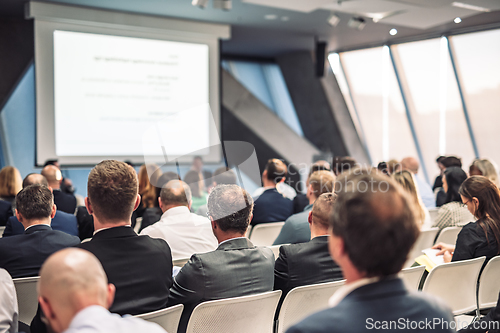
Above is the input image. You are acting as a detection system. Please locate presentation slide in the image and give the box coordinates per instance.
[53,30,210,157]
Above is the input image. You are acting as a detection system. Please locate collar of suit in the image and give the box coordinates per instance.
[91,225,135,240]
[217,237,254,251]
[24,224,52,234]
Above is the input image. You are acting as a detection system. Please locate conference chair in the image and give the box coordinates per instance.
[276,280,345,333]
[399,266,426,291]
[435,226,462,245]
[268,245,282,260]
[477,255,500,314]
[185,290,281,333]
[135,304,184,333]
[0,226,5,238]
[404,228,439,268]
[422,256,485,315]
[249,222,285,246]
[13,276,40,325]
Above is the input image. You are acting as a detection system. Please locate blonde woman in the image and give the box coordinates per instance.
[392,170,431,229]
[469,158,500,188]
[0,166,22,225]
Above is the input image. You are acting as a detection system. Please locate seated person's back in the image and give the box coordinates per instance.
[0,184,80,278]
[167,184,274,332]
[252,159,293,226]
[140,180,217,260]
[41,165,77,214]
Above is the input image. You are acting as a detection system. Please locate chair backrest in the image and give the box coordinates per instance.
[422,256,485,315]
[173,257,190,267]
[404,228,439,268]
[185,290,281,333]
[249,222,285,246]
[0,226,5,237]
[13,276,40,324]
[136,304,184,333]
[399,266,426,291]
[478,255,500,310]
[268,245,282,260]
[245,225,252,239]
[428,208,439,224]
[435,227,462,245]
[276,280,345,333]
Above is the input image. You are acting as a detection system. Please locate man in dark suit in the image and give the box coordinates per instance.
[0,184,80,278]
[167,184,274,333]
[41,165,77,214]
[251,159,293,226]
[274,170,336,245]
[286,172,454,333]
[274,193,343,303]
[2,173,79,237]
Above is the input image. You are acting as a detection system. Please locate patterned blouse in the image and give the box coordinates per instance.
[432,201,475,231]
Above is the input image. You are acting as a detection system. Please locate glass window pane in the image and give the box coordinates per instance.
[340,46,420,171]
[396,37,476,180]
[451,29,500,168]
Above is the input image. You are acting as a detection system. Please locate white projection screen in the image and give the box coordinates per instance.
[28,2,230,166]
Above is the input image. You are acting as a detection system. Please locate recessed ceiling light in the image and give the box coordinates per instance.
[454,17,462,24]
[281,16,289,21]
[452,2,491,12]
[328,13,340,27]
[265,14,277,20]
[389,28,398,36]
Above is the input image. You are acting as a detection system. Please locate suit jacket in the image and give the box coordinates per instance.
[0,224,80,278]
[286,277,454,333]
[52,189,77,214]
[292,194,309,214]
[75,206,94,240]
[273,204,313,245]
[0,200,13,227]
[3,211,79,238]
[78,226,173,316]
[251,188,293,226]
[167,237,275,333]
[274,236,343,299]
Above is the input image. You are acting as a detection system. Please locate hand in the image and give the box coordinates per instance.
[443,251,453,263]
[432,242,455,256]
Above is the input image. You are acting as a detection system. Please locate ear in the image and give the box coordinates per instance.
[133,194,141,211]
[106,284,116,309]
[48,186,53,193]
[188,200,192,211]
[50,204,57,219]
[39,296,53,319]
[211,218,217,230]
[308,211,313,225]
[85,197,93,215]
[248,212,253,224]
[15,209,24,224]
[158,197,163,211]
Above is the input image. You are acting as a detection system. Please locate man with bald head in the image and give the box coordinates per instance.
[286,173,453,333]
[41,165,77,214]
[3,174,79,237]
[401,157,435,209]
[38,248,166,333]
[140,180,217,260]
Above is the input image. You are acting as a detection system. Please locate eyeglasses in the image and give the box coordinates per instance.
[461,200,470,208]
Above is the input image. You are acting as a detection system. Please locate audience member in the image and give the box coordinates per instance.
[75,206,94,240]
[433,156,446,191]
[135,164,162,223]
[196,167,237,217]
[286,172,454,333]
[140,180,217,260]
[433,176,500,266]
[332,156,357,176]
[38,248,167,333]
[41,165,77,214]
[274,193,343,307]
[251,159,293,226]
[167,184,274,333]
[392,170,431,229]
[377,161,390,176]
[43,159,75,194]
[401,156,436,209]
[387,159,401,175]
[292,161,331,214]
[274,170,336,245]
[184,170,207,213]
[436,156,463,207]
[191,156,212,192]
[470,159,500,188]
[0,166,22,226]
[140,171,181,232]
[3,173,78,237]
[0,268,18,333]
[432,167,473,231]
[0,184,80,278]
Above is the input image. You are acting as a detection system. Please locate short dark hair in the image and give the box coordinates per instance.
[331,173,419,277]
[43,159,58,167]
[22,173,48,188]
[436,156,446,164]
[160,180,192,207]
[265,159,287,183]
[87,160,138,222]
[441,156,462,168]
[213,167,237,185]
[16,184,54,220]
[443,167,467,204]
[309,170,335,198]
[332,156,357,175]
[207,184,253,234]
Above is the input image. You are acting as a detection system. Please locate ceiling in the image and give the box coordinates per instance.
[1,0,500,58]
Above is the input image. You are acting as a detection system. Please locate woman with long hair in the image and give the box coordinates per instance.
[432,166,474,231]
[0,166,22,225]
[433,176,500,264]
[138,164,162,210]
[392,170,431,229]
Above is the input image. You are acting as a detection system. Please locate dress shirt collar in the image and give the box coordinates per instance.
[328,276,381,307]
[24,224,51,233]
[67,305,109,330]
[161,206,191,219]
[218,236,247,246]
[93,225,132,237]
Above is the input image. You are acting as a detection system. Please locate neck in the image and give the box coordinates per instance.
[161,204,188,213]
[310,225,328,239]
[23,218,51,229]
[49,183,61,190]
[308,195,317,205]
[216,232,245,244]
[341,261,367,284]
[93,216,130,232]
[262,179,277,188]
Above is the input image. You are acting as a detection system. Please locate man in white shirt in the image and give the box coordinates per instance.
[0,268,18,333]
[141,180,218,260]
[38,248,166,333]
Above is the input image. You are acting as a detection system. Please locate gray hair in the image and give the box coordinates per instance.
[160,180,192,206]
[207,184,253,233]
